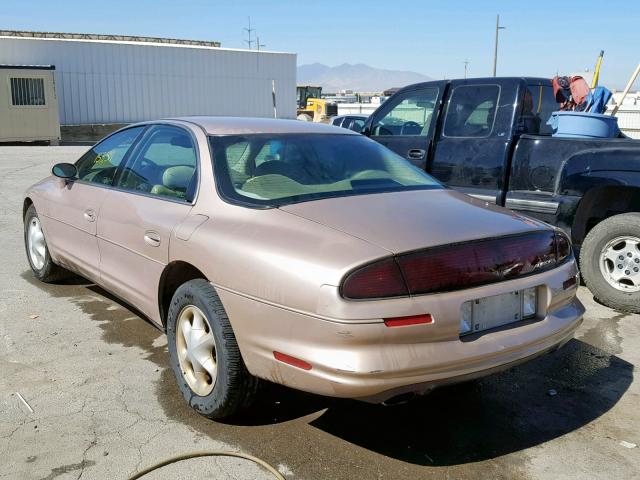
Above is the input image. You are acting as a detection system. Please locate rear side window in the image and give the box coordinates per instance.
[75,127,144,185]
[443,85,500,137]
[348,118,365,132]
[117,126,197,201]
[519,85,561,135]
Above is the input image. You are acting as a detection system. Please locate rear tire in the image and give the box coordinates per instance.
[580,213,640,313]
[167,279,259,419]
[23,205,69,282]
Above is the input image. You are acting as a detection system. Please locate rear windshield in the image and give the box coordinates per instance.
[209,133,442,207]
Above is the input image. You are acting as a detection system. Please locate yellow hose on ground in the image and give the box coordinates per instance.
[127,451,286,480]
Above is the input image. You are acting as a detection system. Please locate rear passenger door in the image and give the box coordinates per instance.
[430,82,514,203]
[97,124,199,323]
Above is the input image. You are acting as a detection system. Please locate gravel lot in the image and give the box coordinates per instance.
[1,146,639,480]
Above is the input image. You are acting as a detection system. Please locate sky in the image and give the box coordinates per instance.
[2,0,638,89]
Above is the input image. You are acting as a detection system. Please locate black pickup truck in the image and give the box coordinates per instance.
[362,77,640,313]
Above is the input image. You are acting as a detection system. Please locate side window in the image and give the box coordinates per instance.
[520,85,560,135]
[117,126,197,201]
[75,127,144,185]
[350,118,365,132]
[332,117,343,126]
[443,85,500,137]
[371,88,439,136]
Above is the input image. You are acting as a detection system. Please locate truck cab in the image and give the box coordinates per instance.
[363,77,640,314]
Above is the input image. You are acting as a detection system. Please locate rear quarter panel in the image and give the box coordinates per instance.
[169,205,389,316]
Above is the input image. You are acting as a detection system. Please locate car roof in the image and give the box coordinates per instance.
[167,116,360,135]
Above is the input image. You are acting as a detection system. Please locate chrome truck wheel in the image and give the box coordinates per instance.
[581,213,640,313]
[599,235,640,292]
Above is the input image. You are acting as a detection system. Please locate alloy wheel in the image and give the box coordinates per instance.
[176,305,217,396]
[599,235,640,292]
[27,217,46,270]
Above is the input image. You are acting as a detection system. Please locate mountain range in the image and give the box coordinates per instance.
[297,63,432,92]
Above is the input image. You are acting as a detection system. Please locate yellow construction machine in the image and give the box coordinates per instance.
[296,85,338,122]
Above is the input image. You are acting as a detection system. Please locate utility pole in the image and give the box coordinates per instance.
[463,59,470,79]
[492,14,505,77]
[244,16,255,49]
[256,36,266,52]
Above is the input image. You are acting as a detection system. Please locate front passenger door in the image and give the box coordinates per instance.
[97,125,199,323]
[42,127,144,280]
[367,84,445,170]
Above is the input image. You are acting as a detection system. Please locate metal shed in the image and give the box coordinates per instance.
[0,31,296,131]
[0,64,60,143]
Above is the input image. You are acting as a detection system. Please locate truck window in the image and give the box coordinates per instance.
[371,88,439,136]
[443,85,500,137]
[519,85,560,135]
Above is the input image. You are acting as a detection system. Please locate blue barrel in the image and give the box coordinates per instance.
[547,111,619,138]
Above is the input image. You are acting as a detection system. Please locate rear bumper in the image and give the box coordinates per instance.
[216,260,584,402]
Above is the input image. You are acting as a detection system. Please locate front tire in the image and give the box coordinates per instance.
[167,279,259,419]
[23,205,69,282]
[580,213,640,313]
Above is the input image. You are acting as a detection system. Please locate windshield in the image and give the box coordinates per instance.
[209,133,442,207]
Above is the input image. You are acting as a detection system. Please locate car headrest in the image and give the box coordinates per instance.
[163,166,195,190]
[169,135,192,149]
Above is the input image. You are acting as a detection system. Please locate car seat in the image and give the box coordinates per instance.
[151,165,196,199]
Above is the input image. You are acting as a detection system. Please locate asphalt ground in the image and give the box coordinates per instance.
[1,146,638,479]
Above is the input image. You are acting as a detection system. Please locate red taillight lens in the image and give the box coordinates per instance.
[397,231,557,295]
[341,231,574,300]
[555,231,571,263]
[341,257,408,300]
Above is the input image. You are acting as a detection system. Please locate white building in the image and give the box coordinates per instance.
[0,31,296,129]
[609,91,640,139]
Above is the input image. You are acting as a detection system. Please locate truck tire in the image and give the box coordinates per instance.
[23,204,69,282]
[167,279,260,419]
[580,212,640,313]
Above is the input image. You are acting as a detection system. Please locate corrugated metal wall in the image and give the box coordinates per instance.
[0,37,296,124]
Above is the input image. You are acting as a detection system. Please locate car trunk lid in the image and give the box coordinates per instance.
[278,189,550,254]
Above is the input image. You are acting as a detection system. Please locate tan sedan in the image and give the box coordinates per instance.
[23,117,584,418]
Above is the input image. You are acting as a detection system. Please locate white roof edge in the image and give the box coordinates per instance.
[0,35,296,56]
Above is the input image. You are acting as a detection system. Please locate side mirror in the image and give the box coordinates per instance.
[52,163,77,180]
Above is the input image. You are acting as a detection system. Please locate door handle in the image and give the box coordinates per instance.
[407,149,426,160]
[144,231,161,247]
[83,209,96,222]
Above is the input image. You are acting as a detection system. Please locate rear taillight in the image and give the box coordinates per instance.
[341,231,573,300]
[398,232,557,295]
[555,231,572,263]
[341,257,408,300]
